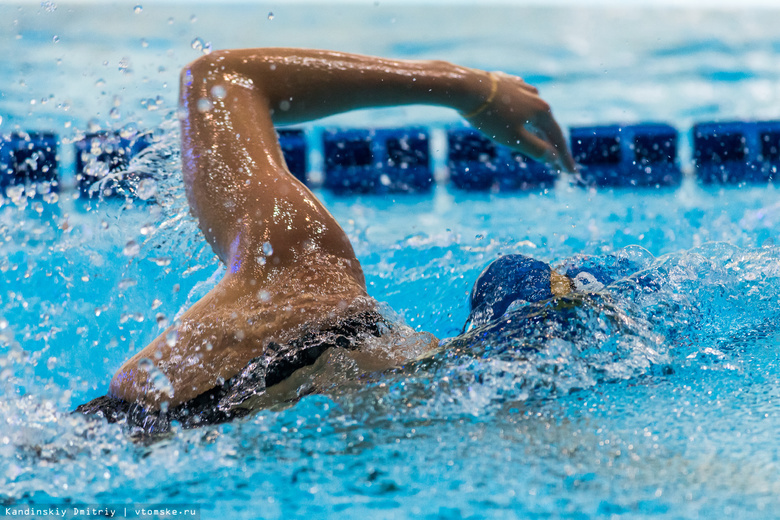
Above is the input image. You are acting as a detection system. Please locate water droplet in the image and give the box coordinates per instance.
[191,37,211,54]
[52,35,59,43]
[166,329,178,347]
[190,14,197,23]
[197,98,212,112]
[0,317,8,330]
[262,241,273,255]
[41,1,57,13]
[151,298,162,310]
[167,16,174,25]
[0,116,3,127]
[133,5,142,13]
[150,257,171,267]
[279,100,291,111]
[138,358,154,371]
[267,12,274,20]
[123,240,140,257]
[118,57,131,74]
[109,107,120,119]
[118,278,137,290]
[257,290,270,302]
[156,313,168,328]
[256,256,266,266]
[141,38,148,48]
[210,85,226,99]
[46,356,57,369]
[136,178,157,199]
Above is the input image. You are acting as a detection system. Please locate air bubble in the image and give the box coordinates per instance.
[156,313,168,328]
[257,290,271,302]
[109,107,120,119]
[133,5,142,13]
[263,241,273,255]
[123,240,140,257]
[52,35,59,43]
[210,85,226,99]
[268,12,274,20]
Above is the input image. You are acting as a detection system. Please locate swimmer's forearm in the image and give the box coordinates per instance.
[183,48,492,124]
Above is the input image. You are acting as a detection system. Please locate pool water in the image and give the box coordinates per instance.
[4,2,780,519]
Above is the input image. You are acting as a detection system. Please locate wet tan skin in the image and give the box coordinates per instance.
[109,48,576,410]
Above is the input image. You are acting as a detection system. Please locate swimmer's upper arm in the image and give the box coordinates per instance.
[179,48,574,272]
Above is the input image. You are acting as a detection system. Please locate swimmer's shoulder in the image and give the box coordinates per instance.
[109,266,373,409]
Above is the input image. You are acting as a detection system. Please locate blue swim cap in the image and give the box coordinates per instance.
[468,254,553,328]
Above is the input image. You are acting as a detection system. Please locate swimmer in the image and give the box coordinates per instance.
[76,48,576,431]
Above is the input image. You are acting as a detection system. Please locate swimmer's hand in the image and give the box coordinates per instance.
[461,71,576,174]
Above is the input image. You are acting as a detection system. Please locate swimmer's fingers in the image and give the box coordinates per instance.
[515,127,564,169]
[532,114,577,173]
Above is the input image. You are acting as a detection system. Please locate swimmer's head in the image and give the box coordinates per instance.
[466,254,554,330]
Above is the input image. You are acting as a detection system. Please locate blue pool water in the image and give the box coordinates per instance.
[4,2,780,519]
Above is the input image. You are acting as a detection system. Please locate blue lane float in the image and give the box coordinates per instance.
[693,121,780,184]
[75,131,150,198]
[447,127,555,191]
[322,127,432,194]
[0,132,58,192]
[570,124,680,187]
[277,128,307,183]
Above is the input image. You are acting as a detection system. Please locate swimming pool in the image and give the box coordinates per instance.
[4,2,780,518]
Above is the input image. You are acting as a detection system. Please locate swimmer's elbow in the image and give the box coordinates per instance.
[181,49,266,81]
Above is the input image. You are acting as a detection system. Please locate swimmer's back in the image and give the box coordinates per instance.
[109,256,377,409]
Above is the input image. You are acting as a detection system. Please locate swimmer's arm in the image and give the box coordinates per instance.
[185,48,574,171]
